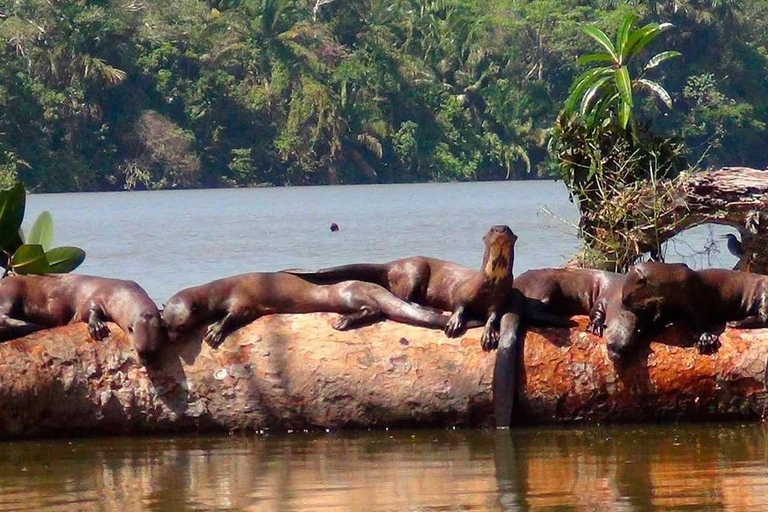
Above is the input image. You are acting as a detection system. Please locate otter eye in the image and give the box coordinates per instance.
[128,326,134,333]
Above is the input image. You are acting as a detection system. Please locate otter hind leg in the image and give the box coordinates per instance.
[727,290,768,329]
[0,316,47,341]
[333,306,383,330]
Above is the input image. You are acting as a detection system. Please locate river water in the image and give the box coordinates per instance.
[4,180,751,511]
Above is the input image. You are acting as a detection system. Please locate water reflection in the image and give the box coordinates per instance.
[1,425,767,510]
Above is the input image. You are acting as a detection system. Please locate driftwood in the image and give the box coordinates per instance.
[571,167,768,271]
[0,314,766,439]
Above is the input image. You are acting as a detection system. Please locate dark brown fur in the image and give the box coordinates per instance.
[514,268,641,361]
[285,225,518,351]
[620,262,768,354]
[0,274,164,358]
[162,273,454,348]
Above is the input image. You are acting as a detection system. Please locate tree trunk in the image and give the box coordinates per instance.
[0,314,766,439]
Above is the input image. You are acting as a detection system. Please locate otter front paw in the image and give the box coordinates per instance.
[88,319,110,341]
[696,332,721,355]
[586,319,605,337]
[204,323,226,349]
[444,313,463,338]
[481,327,499,351]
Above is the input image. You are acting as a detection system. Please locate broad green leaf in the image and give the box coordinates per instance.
[576,53,615,66]
[0,182,26,251]
[27,211,54,251]
[45,246,86,273]
[644,50,681,71]
[564,67,613,113]
[579,75,612,117]
[616,13,638,58]
[636,78,673,108]
[619,99,632,130]
[583,26,618,61]
[616,66,633,110]
[11,244,51,275]
[624,24,662,59]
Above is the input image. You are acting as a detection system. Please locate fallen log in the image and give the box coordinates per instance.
[0,314,767,439]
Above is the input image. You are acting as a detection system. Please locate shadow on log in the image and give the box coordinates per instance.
[0,314,766,439]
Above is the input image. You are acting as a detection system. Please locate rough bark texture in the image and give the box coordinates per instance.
[570,167,768,272]
[669,167,768,272]
[0,314,766,439]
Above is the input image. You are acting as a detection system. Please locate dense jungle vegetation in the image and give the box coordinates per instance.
[0,0,765,192]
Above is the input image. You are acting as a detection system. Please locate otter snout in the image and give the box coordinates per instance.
[130,313,166,357]
[604,311,640,363]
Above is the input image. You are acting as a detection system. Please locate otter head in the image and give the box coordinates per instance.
[481,225,518,282]
[162,293,202,342]
[605,310,641,363]
[129,310,166,359]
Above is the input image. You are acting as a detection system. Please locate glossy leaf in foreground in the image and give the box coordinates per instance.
[11,244,51,275]
[0,183,26,252]
[27,211,54,251]
[45,247,86,273]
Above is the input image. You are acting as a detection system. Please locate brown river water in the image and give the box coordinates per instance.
[4,181,749,510]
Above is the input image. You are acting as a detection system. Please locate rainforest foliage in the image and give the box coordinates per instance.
[0,0,765,192]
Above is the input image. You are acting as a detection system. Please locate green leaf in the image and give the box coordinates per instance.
[576,53,615,66]
[583,26,618,61]
[45,246,86,273]
[618,99,632,130]
[579,75,612,117]
[564,67,613,113]
[11,244,51,275]
[616,13,638,58]
[624,24,662,59]
[636,78,673,108]
[644,50,681,71]
[616,65,633,109]
[27,211,54,251]
[0,182,26,252]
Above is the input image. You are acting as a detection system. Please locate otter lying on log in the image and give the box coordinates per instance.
[622,263,768,358]
[285,225,518,351]
[514,269,641,362]
[0,274,164,359]
[162,273,456,348]
[0,315,766,439]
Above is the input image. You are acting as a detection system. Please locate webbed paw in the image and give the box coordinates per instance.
[204,323,226,349]
[481,327,500,352]
[587,319,605,337]
[88,319,110,341]
[696,332,721,355]
[444,313,463,338]
[332,315,353,331]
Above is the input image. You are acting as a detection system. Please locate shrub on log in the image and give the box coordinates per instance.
[0,314,766,439]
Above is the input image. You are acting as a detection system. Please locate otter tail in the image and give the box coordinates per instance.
[283,263,389,286]
[370,287,449,329]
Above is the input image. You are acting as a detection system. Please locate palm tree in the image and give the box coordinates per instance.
[564,13,680,130]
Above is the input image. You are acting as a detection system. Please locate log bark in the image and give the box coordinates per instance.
[0,314,767,439]
[570,167,768,272]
